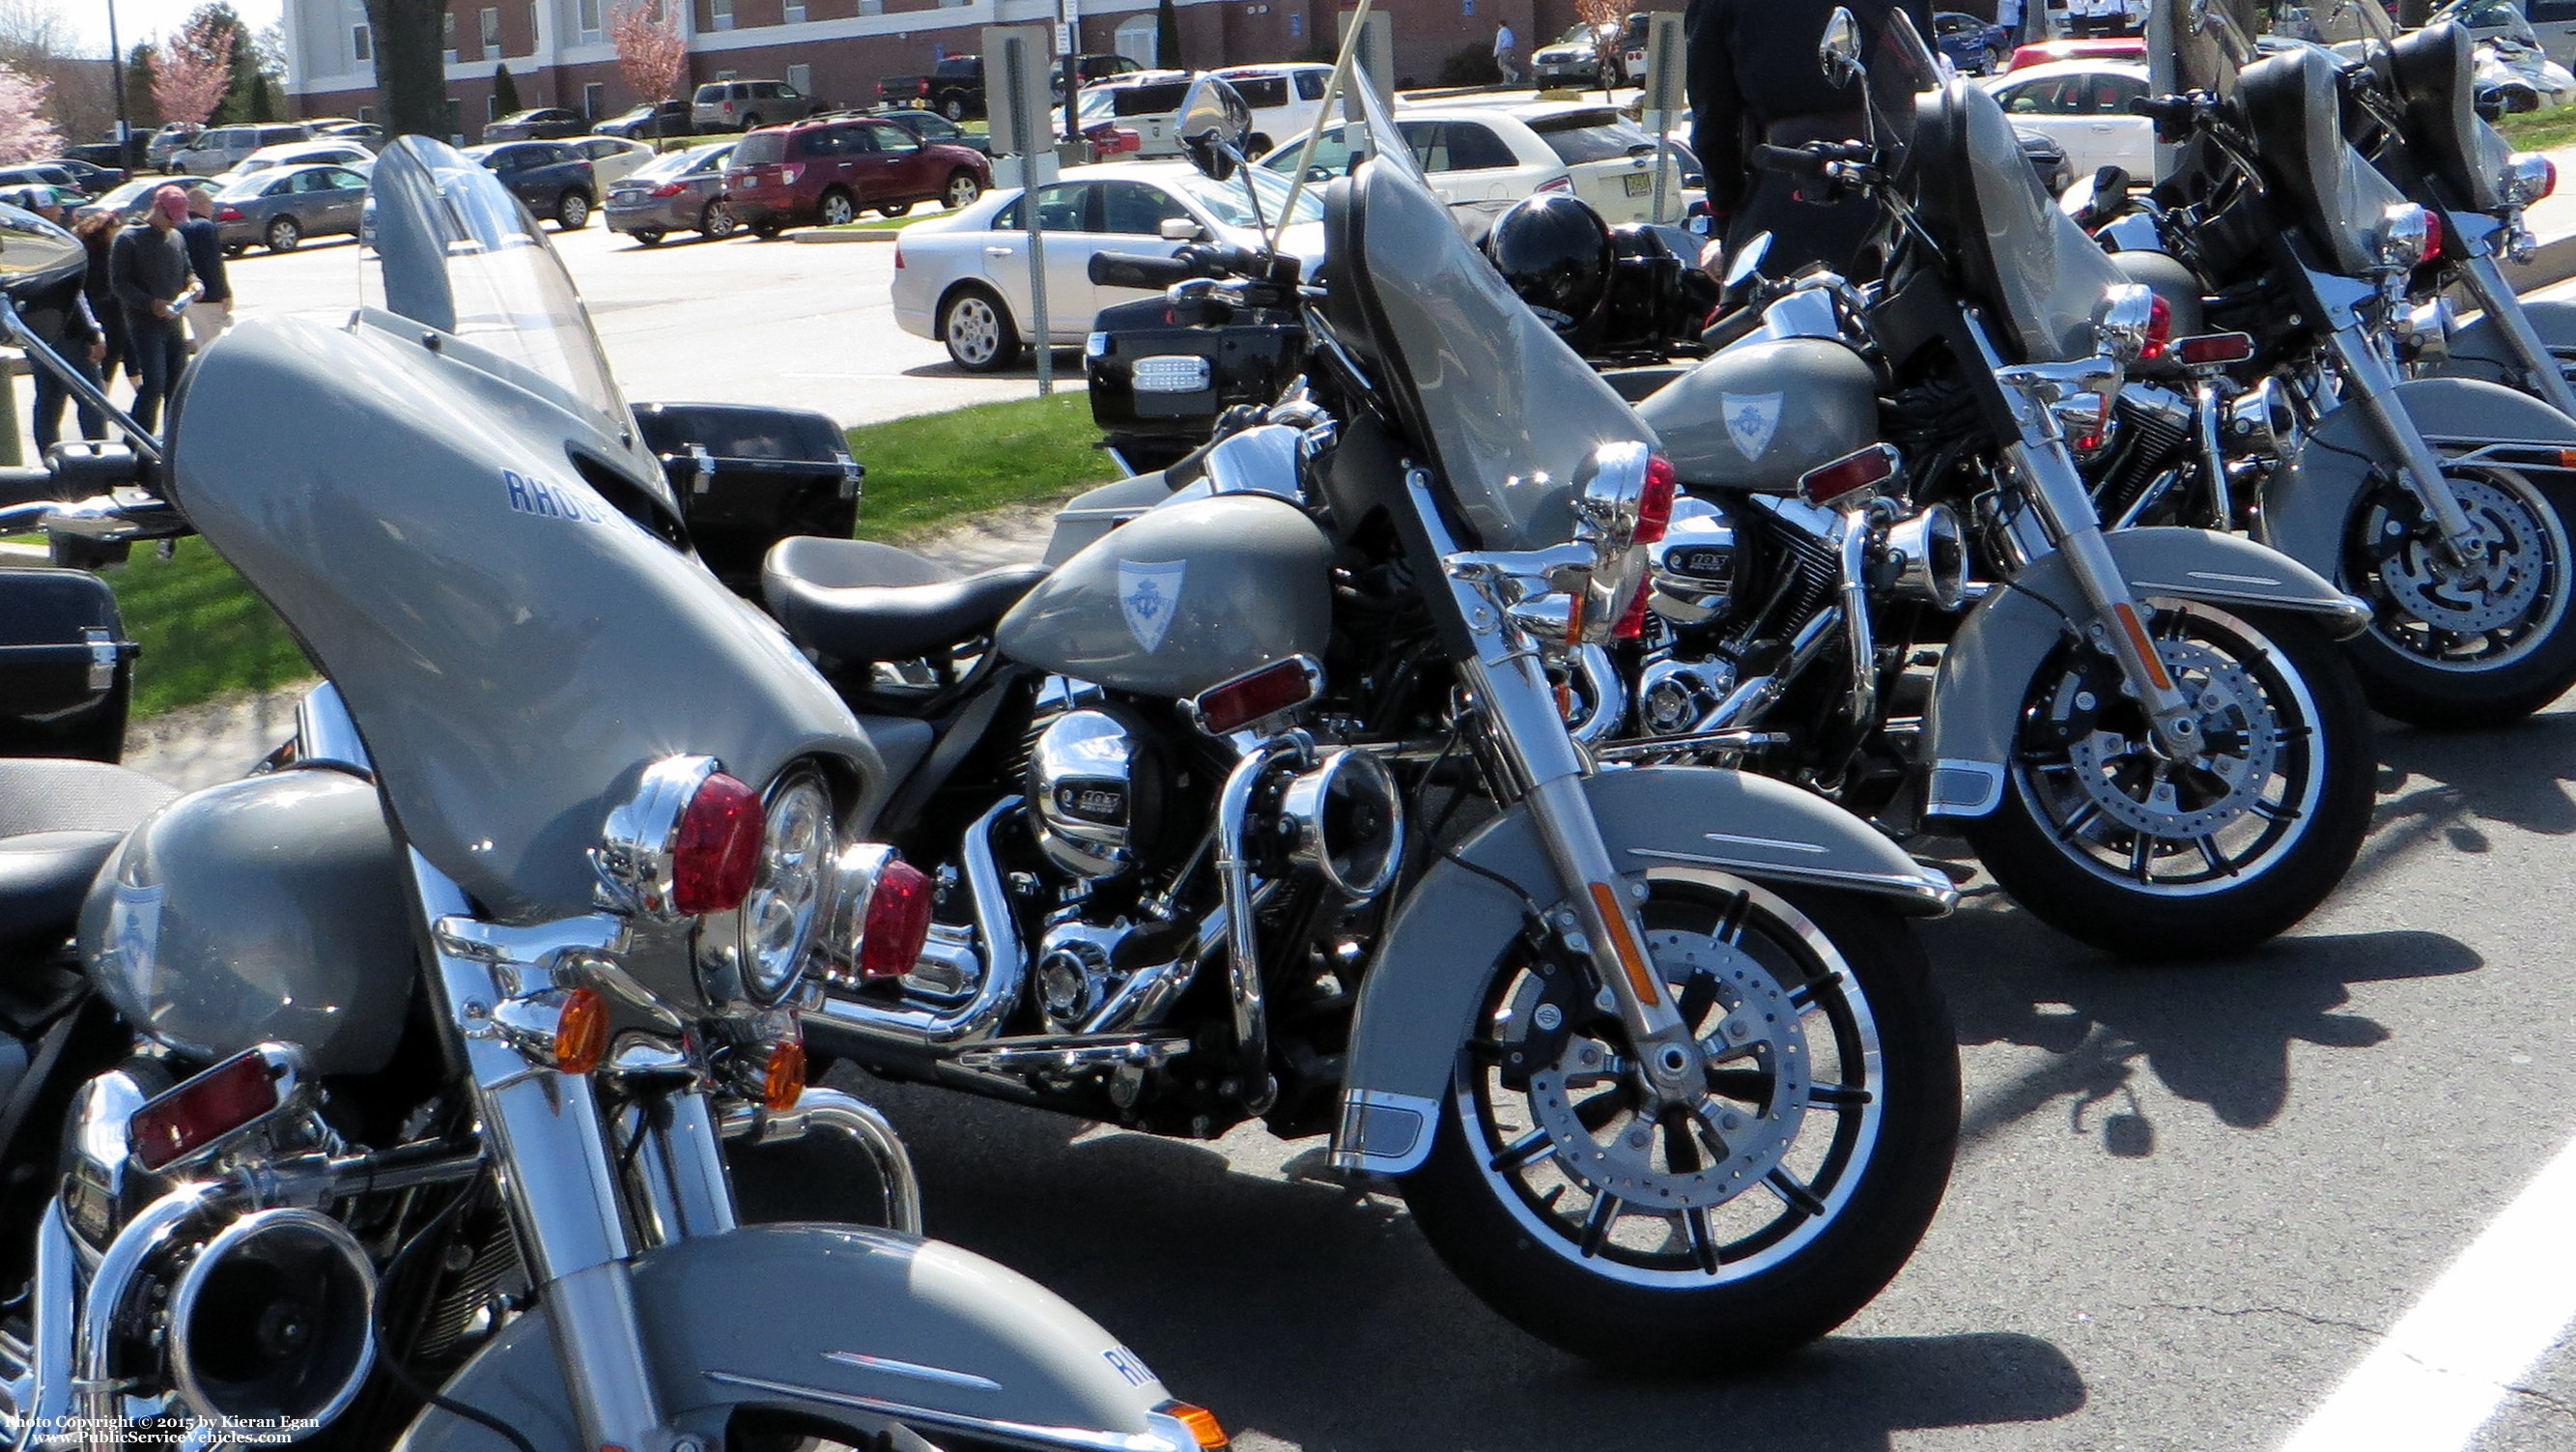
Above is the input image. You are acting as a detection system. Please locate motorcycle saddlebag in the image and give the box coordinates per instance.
[1086,293,1302,460]
[0,566,137,762]
[632,402,863,595]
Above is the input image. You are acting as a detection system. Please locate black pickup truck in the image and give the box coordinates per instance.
[878,52,1143,122]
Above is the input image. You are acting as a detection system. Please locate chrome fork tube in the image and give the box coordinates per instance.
[1836,510,1877,726]
[1213,742,1294,1115]
[623,1090,738,1249]
[2195,378,2233,529]
[19,1202,72,1451]
[2327,322,2480,558]
[2458,250,2576,418]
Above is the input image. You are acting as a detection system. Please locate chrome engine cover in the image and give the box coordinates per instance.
[1026,705,1165,881]
[1648,496,1740,625]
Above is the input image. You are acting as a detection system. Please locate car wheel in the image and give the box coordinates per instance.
[750,217,782,240]
[876,200,914,219]
[1247,133,1273,157]
[739,113,762,130]
[221,243,246,258]
[817,188,858,227]
[631,228,665,246]
[265,214,300,252]
[941,97,967,123]
[699,199,737,238]
[944,170,983,209]
[1985,45,2006,73]
[940,285,1020,373]
[555,190,590,229]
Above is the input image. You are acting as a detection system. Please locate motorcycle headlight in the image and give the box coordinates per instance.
[2374,203,2439,270]
[736,770,834,1004]
[2505,152,2558,207]
[1567,441,1676,644]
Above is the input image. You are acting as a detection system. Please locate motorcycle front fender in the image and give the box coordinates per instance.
[1920,527,2365,823]
[1329,765,1954,1178]
[393,1224,1199,1452]
[2263,374,2576,572]
[2435,298,2576,400]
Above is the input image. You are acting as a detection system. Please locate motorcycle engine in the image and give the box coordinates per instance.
[1025,698,1172,881]
[1647,496,1740,625]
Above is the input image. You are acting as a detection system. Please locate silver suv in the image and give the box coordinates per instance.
[690,80,818,132]
[174,123,314,176]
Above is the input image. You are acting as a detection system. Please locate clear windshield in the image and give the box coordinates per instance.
[1173,167,1324,226]
[361,135,630,437]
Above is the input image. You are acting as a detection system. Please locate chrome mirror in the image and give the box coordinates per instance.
[1176,74,1256,183]
[1820,9,1865,87]
[1723,232,1772,290]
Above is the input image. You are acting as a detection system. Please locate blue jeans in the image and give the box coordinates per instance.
[29,345,104,456]
[127,317,188,434]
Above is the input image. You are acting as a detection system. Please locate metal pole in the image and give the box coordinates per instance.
[1007,37,1053,397]
[107,0,132,160]
[2147,0,2176,183]
[1062,0,1081,143]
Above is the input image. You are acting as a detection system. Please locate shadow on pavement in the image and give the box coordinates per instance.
[1926,904,2479,1146]
[2345,712,2576,888]
[901,351,1080,382]
[831,1072,2084,1451]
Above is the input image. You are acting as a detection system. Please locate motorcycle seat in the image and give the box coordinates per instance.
[761,536,1048,663]
[0,759,178,958]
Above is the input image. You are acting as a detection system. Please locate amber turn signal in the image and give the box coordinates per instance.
[762,1039,807,1112]
[1160,1402,1229,1450]
[552,986,609,1074]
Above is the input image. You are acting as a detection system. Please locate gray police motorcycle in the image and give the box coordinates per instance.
[753,62,1963,1368]
[0,144,1227,1452]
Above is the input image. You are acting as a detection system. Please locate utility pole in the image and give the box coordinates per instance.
[107,0,132,152]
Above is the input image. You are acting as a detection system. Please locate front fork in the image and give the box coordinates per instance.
[1403,473,1704,1103]
[2324,321,2483,566]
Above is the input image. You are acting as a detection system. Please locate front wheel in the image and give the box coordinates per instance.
[699,198,738,238]
[555,190,590,229]
[266,214,300,252]
[2336,466,2576,726]
[1402,875,1958,1369]
[940,286,1019,372]
[944,170,983,209]
[1964,600,2373,958]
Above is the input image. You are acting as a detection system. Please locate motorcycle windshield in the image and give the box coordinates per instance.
[167,135,873,925]
[2390,22,2514,213]
[2240,45,2409,276]
[1328,66,1656,550]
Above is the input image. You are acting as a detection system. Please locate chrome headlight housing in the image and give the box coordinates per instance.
[2092,282,2159,364]
[1564,441,1675,644]
[734,769,834,1004]
[2505,152,2558,208]
[2374,202,2438,270]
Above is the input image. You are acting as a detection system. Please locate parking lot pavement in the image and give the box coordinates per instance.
[214,220,1078,429]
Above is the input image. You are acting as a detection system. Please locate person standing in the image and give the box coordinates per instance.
[180,188,234,352]
[11,189,104,456]
[1996,0,2026,49]
[74,209,132,409]
[1494,20,1520,85]
[109,186,199,434]
[1685,0,1934,278]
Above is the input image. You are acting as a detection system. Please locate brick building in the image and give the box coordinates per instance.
[281,0,1680,139]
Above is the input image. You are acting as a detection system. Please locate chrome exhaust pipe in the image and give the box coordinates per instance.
[807,799,1026,1050]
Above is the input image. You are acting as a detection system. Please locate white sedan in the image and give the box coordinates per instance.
[892,160,1323,373]
[1983,60,2155,186]
[564,134,657,186]
[1258,102,1685,224]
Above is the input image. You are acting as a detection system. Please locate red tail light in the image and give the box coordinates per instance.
[892,237,904,268]
[2140,293,2172,361]
[217,206,242,221]
[650,181,684,197]
[858,859,935,980]
[130,1049,287,1173]
[1539,175,1573,193]
[1636,454,1677,545]
[673,770,763,913]
[1187,656,1324,735]
[1612,579,1655,640]
[1798,443,1901,509]
[2424,209,2446,262]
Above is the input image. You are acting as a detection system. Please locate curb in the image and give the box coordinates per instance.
[2500,230,2576,295]
[794,229,901,243]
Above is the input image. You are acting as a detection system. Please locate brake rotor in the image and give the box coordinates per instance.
[1522,928,1810,1213]
[2065,636,2277,840]
[2369,476,2549,635]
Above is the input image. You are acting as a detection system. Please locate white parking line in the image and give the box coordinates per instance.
[2280,1132,2576,1451]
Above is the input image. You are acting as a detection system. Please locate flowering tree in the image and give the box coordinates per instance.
[152,8,237,128]
[0,64,60,165]
[609,0,687,107]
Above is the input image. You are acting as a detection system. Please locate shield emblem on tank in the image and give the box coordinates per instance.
[1118,560,1185,652]
[1721,393,1783,459]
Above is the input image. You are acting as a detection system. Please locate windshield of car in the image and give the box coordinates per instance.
[1169,166,1326,226]
[1526,110,1656,164]
[1554,21,1596,41]
[631,143,723,181]
[361,135,628,434]
[215,170,276,199]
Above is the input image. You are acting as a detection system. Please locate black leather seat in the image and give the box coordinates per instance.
[761,536,1049,663]
[0,759,177,958]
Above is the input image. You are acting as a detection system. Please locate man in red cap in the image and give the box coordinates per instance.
[107,185,199,432]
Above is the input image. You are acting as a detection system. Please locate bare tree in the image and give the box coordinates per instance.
[153,7,238,128]
[609,0,688,107]
[0,62,62,164]
[0,0,67,71]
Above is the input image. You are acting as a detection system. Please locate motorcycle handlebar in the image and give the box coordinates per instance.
[1090,250,1202,290]
[1751,144,1832,181]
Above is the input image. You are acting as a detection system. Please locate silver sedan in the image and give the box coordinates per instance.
[604,141,739,245]
[211,163,371,254]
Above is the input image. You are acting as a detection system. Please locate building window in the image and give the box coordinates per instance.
[786,63,811,93]
[784,0,806,18]
[716,68,739,80]
[1288,12,1301,35]
[1114,14,1157,65]
[487,94,500,122]
[358,105,376,123]
[709,0,734,30]
[584,81,606,116]
[859,0,881,12]
[446,97,463,139]
[481,7,500,50]
[352,23,371,61]
[579,0,603,41]
[441,12,456,63]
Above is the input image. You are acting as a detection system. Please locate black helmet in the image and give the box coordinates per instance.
[1485,192,1613,342]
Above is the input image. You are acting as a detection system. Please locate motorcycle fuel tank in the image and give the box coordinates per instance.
[1638,337,1881,492]
[995,493,1333,698]
[76,770,413,1076]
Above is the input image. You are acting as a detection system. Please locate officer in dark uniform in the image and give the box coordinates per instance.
[1685,0,1934,277]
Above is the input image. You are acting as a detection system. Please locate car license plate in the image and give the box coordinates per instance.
[1625,172,1652,196]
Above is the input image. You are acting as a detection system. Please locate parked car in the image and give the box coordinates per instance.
[224,140,377,179]
[1076,71,1194,157]
[2477,33,2576,110]
[173,123,313,175]
[1258,102,1684,223]
[1984,60,2152,185]
[563,134,656,185]
[210,162,371,252]
[693,78,822,132]
[1207,63,1336,155]
[1935,11,2016,73]
[2000,36,2145,71]
[873,108,991,157]
[722,115,989,236]
[1533,20,1621,87]
[90,174,221,221]
[1057,52,1145,97]
[0,163,89,198]
[147,123,203,171]
[879,55,989,121]
[892,159,1324,371]
[314,121,389,150]
[461,140,600,229]
[606,140,737,243]
[481,107,591,142]
[2016,126,2073,194]
[595,100,695,138]
[38,157,125,192]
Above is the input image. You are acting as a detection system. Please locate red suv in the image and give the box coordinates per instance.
[722,116,991,237]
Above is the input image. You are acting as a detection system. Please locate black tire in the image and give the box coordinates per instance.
[750,217,782,240]
[1401,877,1958,1369]
[265,214,300,252]
[941,95,967,122]
[554,190,590,229]
[220,243,246,258]
[817,187,858,227]
[1963,602,2374,958]
[699,198,738,238]
[876,200,914,218]
[1984,44,2007,73]
[739,113,763,130]
[630,228,665,246]
[940,285,1020,372]
[2334,466,2576,726]
[944,170,983,209]
[1247,133,1274,157]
